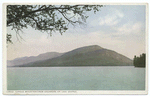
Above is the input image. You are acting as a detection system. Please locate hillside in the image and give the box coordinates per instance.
[17,45,133,67]
[7,52,63,67]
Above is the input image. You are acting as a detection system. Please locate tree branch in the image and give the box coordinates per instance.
[7,5,81,25]
[57,9,80,26]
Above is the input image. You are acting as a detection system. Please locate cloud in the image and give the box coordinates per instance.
[91,8,124,26]
[113,22,143,36]
[99,9,124,26]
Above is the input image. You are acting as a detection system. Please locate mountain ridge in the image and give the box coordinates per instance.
[7,52,63,67]
[14,45,133,67]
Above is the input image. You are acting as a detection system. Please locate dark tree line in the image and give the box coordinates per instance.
[133,53,146,67]
[7,5,103,43]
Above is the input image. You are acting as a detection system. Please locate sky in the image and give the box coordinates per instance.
[7,5,147,60]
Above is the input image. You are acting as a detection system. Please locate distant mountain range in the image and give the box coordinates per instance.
[7,52,63,67]
[8,45,133,67]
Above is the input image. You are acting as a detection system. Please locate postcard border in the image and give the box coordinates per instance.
[3,3,149,95]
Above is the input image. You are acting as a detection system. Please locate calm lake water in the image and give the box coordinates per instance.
[7,67,145,90]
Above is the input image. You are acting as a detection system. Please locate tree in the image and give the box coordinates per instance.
[133,53,146,67]
[133,56,137,67]
[7,5,103,43]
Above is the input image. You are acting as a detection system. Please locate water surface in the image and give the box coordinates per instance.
[7,66,145,90]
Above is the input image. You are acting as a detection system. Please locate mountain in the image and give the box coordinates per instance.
[7,52,63,67]
[17,45,133,67]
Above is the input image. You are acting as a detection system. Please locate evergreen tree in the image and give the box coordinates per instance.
[133,53,146,67]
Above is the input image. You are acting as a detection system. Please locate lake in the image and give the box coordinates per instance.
[7,66,145,90]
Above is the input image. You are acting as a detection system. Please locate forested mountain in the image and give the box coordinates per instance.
[16,45,133,67]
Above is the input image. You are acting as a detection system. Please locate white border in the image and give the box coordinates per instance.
[2,2,149,95]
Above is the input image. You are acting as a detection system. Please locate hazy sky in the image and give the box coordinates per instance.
[7,5,146,60]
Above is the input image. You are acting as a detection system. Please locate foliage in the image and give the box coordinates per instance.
[133,53,146,67]
[7,5,103,43]
[7,34,13,44]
